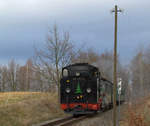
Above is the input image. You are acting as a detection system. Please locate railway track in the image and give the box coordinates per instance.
[32,115,89,126]
[33,111,105,126]
[33,103,126,126]
[32,108,113,126]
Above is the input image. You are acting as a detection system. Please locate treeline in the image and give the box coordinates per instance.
[0,59,49,92]
[0,25,150,100]
[0,50,128,92]
[130,47,150,99]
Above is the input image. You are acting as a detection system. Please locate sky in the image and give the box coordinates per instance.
[0,0,150,65]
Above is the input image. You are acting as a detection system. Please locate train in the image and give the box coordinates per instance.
[60,63,125,116]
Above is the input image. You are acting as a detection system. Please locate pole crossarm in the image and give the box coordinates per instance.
[111,6,123,13]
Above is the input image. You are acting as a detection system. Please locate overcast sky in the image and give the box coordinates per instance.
[0,0,150,65]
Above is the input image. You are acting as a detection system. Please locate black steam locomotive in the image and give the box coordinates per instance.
[60,63,124,115]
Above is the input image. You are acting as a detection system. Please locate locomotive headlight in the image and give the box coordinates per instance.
[76,72,80,76]
[63,69,68,77]
[86,88,91,93]
[65,88,71,93]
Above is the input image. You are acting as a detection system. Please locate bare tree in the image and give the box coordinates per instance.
[130,46,150,99]
[18,66,26,91]
[97,51,114,81]
[7,59,19,91]
[0,67,2,92]
[72,48,99,64]
[26,59,33,91]
[34,25,74,90]
[2,66,9,92]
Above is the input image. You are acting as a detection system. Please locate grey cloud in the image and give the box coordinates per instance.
[0,0,150,64]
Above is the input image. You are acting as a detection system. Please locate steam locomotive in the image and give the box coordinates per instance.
[60,63,124,116]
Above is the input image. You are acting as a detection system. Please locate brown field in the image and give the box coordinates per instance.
[0,92,67,126]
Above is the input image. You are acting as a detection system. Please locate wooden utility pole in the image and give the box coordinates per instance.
[111,5,122,126]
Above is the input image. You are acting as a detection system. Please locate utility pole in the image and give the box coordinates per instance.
[111,5,122,126]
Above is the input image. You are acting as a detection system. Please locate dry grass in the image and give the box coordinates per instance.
[0,92,67,126]
[3,92,150,126]
[121,97,150,126]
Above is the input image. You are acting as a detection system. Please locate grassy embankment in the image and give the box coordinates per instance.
[0,92,67,126]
